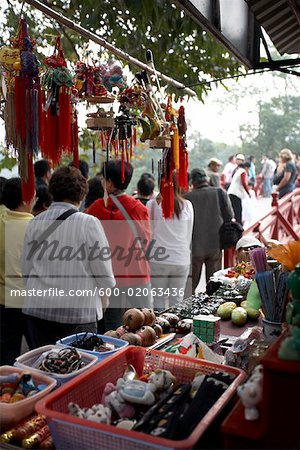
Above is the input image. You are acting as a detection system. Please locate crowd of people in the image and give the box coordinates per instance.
[0,147,299,365]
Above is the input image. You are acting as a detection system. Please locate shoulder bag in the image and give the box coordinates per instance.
[217,189,243,249]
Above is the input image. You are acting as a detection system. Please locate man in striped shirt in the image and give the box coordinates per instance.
[22,166,115,348]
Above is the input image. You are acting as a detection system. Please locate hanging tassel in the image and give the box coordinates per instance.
[71,113,79,168]
[121,141,125,183]
[171,122,179,170]
[58,86,71,153]
[178,138,188,191]
[129,136,133,158]
[133,126,137,146]
[161,177,174,219]
[100,131,105,150]
[125,138,129,162]
[15,75,28,152]
[5,77,17,149]
[21,153,35,203]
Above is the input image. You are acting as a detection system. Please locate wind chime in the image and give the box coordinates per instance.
[40,37,75,167]
[0,17,40,202]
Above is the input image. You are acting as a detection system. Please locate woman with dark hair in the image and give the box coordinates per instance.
[22,166,115,347]
[228,161,251,224]
[0,178,35,364]
[87,159,152,330]
[84,176,104,210]
[147,174,194,309]
[33,185,53,216]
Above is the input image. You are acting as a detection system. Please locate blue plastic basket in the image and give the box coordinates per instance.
[56,332,128,361]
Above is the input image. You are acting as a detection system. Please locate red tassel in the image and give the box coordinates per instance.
[71,115,79,168]
[58,87,71,153]
[125,139,129,162]
[178,139,188,191]
[21,153,35,203]
[100,131,105,150]
[38,86,45,152]
[161,178,174,219]
[133,127,137,146]
[121,143,125,183]
[44,110,60,166]
[130,137,133,158]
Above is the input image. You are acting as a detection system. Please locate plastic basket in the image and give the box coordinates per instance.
[56,332,128,361]
[36,346,246,450]
[0,365,57,431]
[14,345,98,385]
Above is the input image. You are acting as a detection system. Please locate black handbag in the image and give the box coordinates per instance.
[217,189,243,249]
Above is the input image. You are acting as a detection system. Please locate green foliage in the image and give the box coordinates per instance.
[0,152,17,171]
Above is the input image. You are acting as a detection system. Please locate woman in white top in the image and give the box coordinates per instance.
[228,161,251,224]
[147,178,194,310]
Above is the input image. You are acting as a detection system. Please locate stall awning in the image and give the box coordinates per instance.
[246,0,300,55]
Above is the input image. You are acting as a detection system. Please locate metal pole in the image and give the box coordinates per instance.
[24,0,197,97]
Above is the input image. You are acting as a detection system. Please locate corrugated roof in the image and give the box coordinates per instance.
[246,0,300,55]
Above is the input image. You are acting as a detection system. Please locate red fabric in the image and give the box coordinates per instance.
[58,87,71,153]
[241,172,250,195]
[71,115,79,168]
[87,195,151,287]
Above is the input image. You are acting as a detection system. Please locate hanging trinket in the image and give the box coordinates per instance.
[113,106,136,182]
[177,102,189,191]
[0,17,40,202]
[41,37,74,166]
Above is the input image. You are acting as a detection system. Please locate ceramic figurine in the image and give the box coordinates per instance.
[101,382,135,419]
[237,365,263,421]
[148,369,176,392]
[116,378,156,405]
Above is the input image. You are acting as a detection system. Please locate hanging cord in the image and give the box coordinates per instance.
[186,65,300,88]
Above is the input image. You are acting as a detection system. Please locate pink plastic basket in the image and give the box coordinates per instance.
[0,366,57,431]
[36,346,246,450]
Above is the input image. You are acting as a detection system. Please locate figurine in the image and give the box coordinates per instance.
[116,378,156,405]
[93,67,108,97]
[148,369,176,392]
[74,61,86,95]
[68,401,111,424]
[101,382,135,419]
[237,364,263,420]
[279,326,300,361]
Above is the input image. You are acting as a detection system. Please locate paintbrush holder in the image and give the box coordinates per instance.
[262,318,282,343]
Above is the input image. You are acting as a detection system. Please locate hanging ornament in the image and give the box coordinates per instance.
[0,17,40,202]
[41,37,74,166]
[178,103,189,191]
[170,120,179,170]
[86,107,115,130]
[71,87,79,168]
[102,61,127,93]
[113,105,136,182]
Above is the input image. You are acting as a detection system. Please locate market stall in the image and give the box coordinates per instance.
[1,241,299,449]
[1,3,300,450]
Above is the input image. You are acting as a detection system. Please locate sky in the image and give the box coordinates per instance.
[0,1,299,177]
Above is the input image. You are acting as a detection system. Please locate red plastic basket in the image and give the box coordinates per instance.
[36,346,246,450]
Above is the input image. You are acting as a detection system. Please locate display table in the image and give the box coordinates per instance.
[221,332,300,449]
